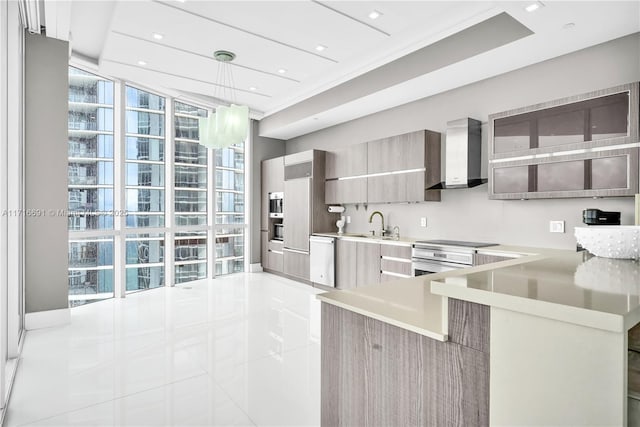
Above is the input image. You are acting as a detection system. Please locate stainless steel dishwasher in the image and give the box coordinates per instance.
[309,235,335,287]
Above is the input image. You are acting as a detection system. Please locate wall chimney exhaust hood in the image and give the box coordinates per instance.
[428,117,486,190]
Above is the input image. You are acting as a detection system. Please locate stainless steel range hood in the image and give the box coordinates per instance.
[428,117,486,190]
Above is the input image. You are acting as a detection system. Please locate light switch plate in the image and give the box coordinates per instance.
[549,220,565,233]
[420,217,427,227]
[346,216,351,224]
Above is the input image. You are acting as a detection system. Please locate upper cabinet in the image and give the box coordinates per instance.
[325,130,441,204]
[489,82,639,199]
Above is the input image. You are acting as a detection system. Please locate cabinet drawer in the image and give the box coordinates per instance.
[380,258,412,276]
[267,250,283,272]
[283,249,310,281]
[380,244,411,259]
[268,240,284,253]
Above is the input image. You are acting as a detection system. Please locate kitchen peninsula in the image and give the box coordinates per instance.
[318,245,640,426]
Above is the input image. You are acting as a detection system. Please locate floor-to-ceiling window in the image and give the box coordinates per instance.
[67,67,115,306]
[174,101,208,284]
[125,86,166,292]
[215,143,245,275]
[67,68,247,305]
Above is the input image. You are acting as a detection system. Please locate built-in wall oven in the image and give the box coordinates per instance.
[269,192,284,218]
[412,240,497,276]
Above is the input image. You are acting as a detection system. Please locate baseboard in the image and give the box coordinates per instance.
[249,263,264,273]
[25,308,70,330]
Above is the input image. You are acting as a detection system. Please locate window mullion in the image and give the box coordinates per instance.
[113,80,126,298]
[165,99,175,287]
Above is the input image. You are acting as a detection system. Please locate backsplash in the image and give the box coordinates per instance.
[332,185,635,249]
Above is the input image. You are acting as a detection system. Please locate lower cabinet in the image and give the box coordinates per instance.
[283,249,310,281]
[380,243,412,281]
[336,239,357,289]
[268,240,284,273]
[335,239,381,289]
[321,303,489,426]
[356,241,381,288]
[261,231,269,270]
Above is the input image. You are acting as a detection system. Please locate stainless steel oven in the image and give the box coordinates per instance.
[269,192,283,218]
[412,240,497,276]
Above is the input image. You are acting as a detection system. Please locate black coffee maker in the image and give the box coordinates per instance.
[582,209,621,225]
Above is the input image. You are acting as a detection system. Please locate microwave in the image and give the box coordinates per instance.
[269,192,283,218]
[273,223,284,240]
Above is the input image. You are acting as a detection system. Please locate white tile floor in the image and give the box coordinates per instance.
[5,272,323,426]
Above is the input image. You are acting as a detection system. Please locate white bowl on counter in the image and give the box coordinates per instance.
[574,225,640,260]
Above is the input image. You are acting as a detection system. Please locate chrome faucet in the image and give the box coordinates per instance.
[368,211,385,236]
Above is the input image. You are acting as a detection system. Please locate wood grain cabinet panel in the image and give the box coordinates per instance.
[321,303,489,426]
[283,178,311,252]
[367,131,426,173]
[473,253,516,266]
[325,179,367,204]
[283,249,310,280]
[356,242,381,287]
[380,244,411,259]
[325,144,367,179]
[336,239,357,290]
[261,230,269,270]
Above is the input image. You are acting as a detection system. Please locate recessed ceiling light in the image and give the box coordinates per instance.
[249,86,257,91]
[176,0,186,2]
[152,33,163,40]
[369,10,382,20]
[137,60,147,66]
[525,1,544,12]
[278,68,287,74]
[315,45,327,52]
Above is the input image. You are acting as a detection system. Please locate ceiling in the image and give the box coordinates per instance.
[44,1,640,139]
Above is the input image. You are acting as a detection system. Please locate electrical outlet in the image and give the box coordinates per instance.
[346,216,351,224]
[420,217,427,227]
[549,220,565,233]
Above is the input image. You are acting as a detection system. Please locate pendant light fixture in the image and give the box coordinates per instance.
[199,50,249,149]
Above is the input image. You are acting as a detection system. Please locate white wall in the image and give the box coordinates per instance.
[285,33,640,249]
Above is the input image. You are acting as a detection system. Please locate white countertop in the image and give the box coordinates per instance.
[317,244,640,337]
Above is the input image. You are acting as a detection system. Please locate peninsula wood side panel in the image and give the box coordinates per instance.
[321,303,490,426]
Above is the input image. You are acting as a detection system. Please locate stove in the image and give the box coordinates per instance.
[414,240,497,248]
[411,240,498,276]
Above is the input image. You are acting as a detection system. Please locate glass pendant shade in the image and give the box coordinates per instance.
[199,104,248,149]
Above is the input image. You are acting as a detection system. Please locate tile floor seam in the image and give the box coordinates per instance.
[12,372,212,427]
[201,369,259,427]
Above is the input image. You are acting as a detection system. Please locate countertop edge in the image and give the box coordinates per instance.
[316,293,448,341]
[430,279,625,333]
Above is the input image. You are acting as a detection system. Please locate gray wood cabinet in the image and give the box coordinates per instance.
[261,230,269,270]
[267,240,283,273]
[367,130,441,203]
[325,178,367,204]
[335,239,380,289]
[321,303,489,426]
[283,178,311,252]
[324,130,441,204]
[380,243,412,281]
[336,239,357,290]
[356,241,381,287]
[367,131,427,173]
[489,82,640,200]
[283,249,310,281]
[261,157,284,230]
[325,144,367,179]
